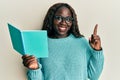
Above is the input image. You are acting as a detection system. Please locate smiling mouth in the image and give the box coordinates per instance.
[58,27,67,32]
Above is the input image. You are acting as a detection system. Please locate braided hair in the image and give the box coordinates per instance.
[42,3,84,38]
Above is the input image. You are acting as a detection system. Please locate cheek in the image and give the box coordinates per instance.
[53,20,59,30]
[53,20,59,26]
[68,23,72,29]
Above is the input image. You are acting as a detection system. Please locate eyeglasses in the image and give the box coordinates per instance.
[54,15,73,24]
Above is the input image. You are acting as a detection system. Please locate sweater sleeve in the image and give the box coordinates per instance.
[27,61,44,80]
[87,45,104,80]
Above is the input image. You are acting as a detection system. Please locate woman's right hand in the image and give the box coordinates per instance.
[22,55,39,70]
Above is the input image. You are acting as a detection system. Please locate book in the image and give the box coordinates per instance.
[8,23,48,58]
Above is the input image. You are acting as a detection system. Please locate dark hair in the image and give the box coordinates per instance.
[42,3,84,38]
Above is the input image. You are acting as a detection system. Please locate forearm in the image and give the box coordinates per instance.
[88,49,104,80]
[27,63,44,80]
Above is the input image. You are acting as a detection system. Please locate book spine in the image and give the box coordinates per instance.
[20,32,26,55]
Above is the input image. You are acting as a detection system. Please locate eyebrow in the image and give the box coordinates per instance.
[54,15,72,17]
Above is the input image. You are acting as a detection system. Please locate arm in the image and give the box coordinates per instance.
[27,63,44,80]
[22,55,44,80]
[87,24,104,80]
[87,47,104,80]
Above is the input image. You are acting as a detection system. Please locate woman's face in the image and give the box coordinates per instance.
[53,7,73,38]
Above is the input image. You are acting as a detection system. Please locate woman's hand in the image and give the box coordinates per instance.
[89,24,102,50]
[22,55,39,70]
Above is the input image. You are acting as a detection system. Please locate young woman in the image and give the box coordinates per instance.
[22,3,104,80]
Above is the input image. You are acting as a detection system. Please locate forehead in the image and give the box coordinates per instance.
[55,6,72,16]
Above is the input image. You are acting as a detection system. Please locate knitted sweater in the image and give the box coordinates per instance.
[27,34,104,80]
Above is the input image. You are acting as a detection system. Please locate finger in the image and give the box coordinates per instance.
[24,57,36,65]
[90,35,99,43]
[22,55,36,65]
[92,35,100,40]
[22,54,29,59]
[90,34,94,43]
[93,24,98,35]
[25,59,37,67]
[24,56,36,63]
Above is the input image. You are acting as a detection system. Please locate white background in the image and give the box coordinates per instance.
[0,0,119,80]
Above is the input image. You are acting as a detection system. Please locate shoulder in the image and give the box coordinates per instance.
[75,36,91,49]
[76,36,88,43]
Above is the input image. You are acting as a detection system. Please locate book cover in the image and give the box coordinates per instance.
[8,23,48,58]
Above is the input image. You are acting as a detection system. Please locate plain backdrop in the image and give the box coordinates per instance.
[0,0,120,80]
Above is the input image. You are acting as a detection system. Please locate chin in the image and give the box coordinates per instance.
[59,32,68,37]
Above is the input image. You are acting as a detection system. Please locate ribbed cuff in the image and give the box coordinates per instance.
[27,63,43,80]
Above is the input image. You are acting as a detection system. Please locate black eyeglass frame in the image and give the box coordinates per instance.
[54,15,74,24]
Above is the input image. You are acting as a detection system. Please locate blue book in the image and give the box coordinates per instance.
[8,23,48,58]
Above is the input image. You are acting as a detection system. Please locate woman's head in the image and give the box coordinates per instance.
[42,3,83,38]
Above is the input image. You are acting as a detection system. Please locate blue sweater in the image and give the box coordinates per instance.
[27,34,104,80]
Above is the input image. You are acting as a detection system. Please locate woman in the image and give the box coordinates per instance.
[22,3,104,80]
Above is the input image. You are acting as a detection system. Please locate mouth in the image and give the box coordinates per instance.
[58,26,67,32]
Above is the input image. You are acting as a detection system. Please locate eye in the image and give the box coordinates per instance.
[66,17,73,22]
[54,16,62,21]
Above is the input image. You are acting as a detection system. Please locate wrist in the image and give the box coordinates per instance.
[29,63,39,70]
[93,47,102,51]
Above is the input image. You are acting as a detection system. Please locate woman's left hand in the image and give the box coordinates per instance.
[89,24,102,50]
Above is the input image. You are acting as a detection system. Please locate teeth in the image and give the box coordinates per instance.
[60,27,66,30]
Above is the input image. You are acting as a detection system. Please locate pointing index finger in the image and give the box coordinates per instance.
[93,24,98,35]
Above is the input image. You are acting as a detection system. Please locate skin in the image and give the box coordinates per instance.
[22,55,38,69]
[53,7,72,38]
[22,7,102,70]
[89,24,101,50]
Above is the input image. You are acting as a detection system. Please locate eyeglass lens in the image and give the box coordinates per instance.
[54,15,73,23]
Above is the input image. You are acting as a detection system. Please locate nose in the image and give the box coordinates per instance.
[60,19,67,25]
